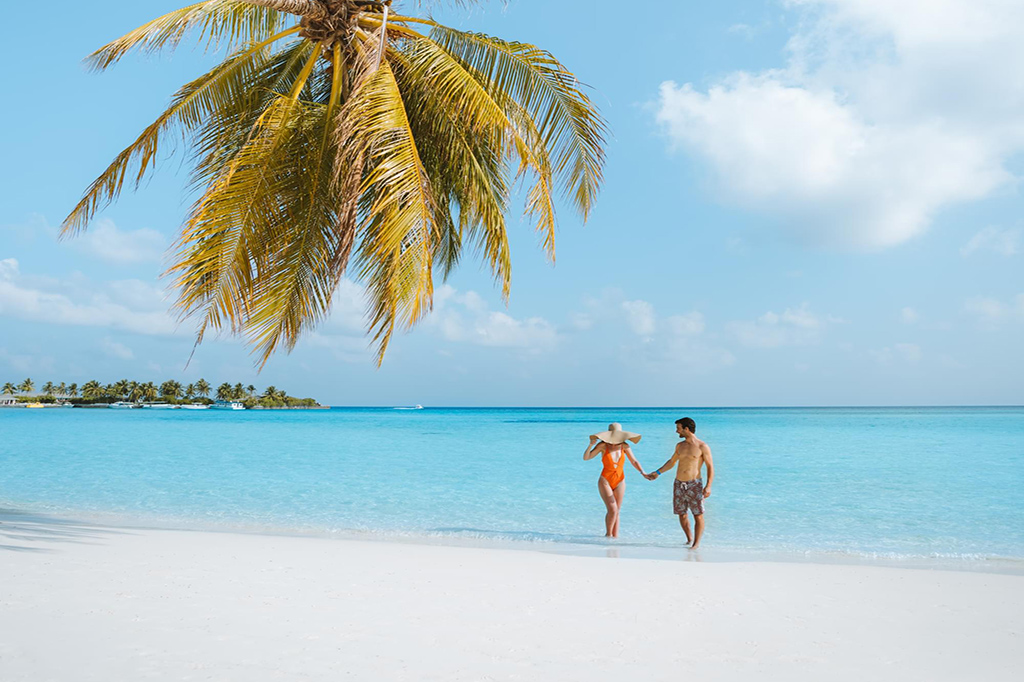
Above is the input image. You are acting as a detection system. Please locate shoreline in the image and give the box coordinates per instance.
[2,510,1021,681]
[4,507,1021,576]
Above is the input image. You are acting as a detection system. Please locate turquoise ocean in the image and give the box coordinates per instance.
[2,407,1022,571]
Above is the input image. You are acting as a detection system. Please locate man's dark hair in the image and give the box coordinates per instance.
[675,417,696,433]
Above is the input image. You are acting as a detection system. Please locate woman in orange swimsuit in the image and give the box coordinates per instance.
[583,423,648,538]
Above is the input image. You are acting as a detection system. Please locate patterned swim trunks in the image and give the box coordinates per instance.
[673,478,705,516]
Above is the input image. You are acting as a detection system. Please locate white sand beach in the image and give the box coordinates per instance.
[2,514,1022,681]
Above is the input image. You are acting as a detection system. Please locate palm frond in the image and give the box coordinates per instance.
[63,26,299,236]
[426,24,607,221]
[338,60,439,363]
[387,42,512,295]
[240,104,343,365]
[69,2,608,368]
[87,0,292,71]
[169,43,320,343]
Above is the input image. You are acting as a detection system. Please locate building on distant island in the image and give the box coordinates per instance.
[0,395,18,406]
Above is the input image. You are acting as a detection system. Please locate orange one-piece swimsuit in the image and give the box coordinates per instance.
[601,447,626,489]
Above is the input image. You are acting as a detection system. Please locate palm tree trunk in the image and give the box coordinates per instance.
[243,0,327,18]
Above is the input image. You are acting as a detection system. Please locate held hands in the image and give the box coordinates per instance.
[644,471,659,481]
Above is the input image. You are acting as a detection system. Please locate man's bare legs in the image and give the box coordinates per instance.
[692,514,705,549]
[677,513,692,545]
[612,482,625,538]
[598,479,619,538]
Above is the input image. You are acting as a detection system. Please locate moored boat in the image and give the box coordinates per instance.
[108,401,137,409]
[210,401,245,410]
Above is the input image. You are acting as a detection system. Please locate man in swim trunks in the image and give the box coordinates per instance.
[646,418,714,549]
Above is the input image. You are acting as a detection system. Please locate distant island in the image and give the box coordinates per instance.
[0,378,324,409]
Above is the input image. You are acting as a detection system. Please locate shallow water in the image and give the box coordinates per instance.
[2,406,1022,569]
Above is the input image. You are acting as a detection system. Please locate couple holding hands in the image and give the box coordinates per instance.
[584,418,714,548]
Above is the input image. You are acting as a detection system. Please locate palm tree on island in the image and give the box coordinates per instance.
[81,381,104,400]
[62,0,606,367]
[195,379,212,398]
[216,383,234,402]
[160,380,184,401]
[18,378,34,394]
[2,382,15,395]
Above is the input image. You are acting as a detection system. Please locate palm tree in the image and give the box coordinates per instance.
[263,385,288,401]
[128,381,144,402]
[195,378,211,397]
[139,382,158,402]
[42,381,55,396]
[246,384,257,397]
[81,380,104,400]
[67,383,79,398]
[185,383,196,399]
[57,382,68,397]
[18,378,33,394]
[160,380,184,400]
[62,0,606,366]
[113,379,131,399]
[216,382,234,401]
[2,382,15,395]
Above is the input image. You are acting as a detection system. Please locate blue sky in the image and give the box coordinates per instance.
[1,0,1021,406]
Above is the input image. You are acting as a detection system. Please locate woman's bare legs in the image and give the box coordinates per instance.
[612,480,625,537]
[598,478,618,537]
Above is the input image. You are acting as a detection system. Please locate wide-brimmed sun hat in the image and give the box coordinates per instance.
[592,422,642,445]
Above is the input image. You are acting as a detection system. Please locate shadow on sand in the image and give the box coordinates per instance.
[0,508,128,553]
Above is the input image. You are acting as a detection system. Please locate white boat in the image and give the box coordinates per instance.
[143,403,179,409]
[108,401,137,409]
[394,404,424,410]
[180,404,210,410]
[210,401,245,410]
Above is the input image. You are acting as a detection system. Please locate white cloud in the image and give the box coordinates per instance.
[73,219,166,264]
[305,332,369,364]
[0,260,177,335]
[727,303,835,347]
[666,312,706,336]
[656,0,1024,249]
[960,227,1020,257]
[322,278,369,333]
[469,312,558,349]
[100,338,135,360]
[727,23,759,39]
[900,307,919,324]
[0,258,19,281]
[0,347,56,374]
[427,285,558,351]
[870,342,923,365]
[622,299,657,336]
[895,342,923,363]
[963,294,1024,327]
[569,291,730,372]
[569,312,594,331]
